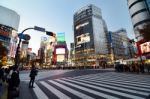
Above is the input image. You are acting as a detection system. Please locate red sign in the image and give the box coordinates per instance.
[0,29,10,37]
[28,48,32,52]
[140,42,150,54]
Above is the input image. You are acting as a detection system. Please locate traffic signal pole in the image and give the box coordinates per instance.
[15,28,34,67]
[15,26,46,68]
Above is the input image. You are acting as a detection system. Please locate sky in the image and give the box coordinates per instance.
[0,0,135,54]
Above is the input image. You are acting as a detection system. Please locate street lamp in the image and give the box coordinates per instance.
[15,26,46,68]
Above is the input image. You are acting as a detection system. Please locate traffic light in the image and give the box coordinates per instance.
[18,33,31,40]
[46,31,56,37]
[23,34,31,40]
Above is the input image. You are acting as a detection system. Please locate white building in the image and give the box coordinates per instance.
[127,0,150,41]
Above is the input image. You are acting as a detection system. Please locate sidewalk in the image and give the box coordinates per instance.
[19,81,37,99]
[0,82,8,99]
[0,81,36,99]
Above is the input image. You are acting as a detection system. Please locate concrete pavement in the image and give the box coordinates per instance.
[0,82,8,99]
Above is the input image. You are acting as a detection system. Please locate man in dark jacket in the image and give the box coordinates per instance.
[29,64,38,88]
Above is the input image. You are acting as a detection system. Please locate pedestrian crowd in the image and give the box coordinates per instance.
[115,63,150,74]
[0,65,20,99]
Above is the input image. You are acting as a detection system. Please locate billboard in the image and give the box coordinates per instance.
[56,48,65,54]
[57,32,65,42]
[140,41,150,54]
[57,54,65,62]
[76,33,90,45]
[21,41,29,58]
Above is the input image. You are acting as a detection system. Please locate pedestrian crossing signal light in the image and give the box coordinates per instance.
[46,31,56,37]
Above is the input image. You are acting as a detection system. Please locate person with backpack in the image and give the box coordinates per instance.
[29,63,38,88]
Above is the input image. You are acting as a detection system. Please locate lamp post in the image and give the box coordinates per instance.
[15,26,46,68]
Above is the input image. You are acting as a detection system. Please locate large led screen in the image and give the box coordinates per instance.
[140,42,150,54]
[57,54,65,62]
[57,32,65,42]
[76,33,90,45]
[56,48,65,54]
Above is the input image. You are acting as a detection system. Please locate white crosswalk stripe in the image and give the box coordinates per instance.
[40,81,71,99]
[33,72,150,99]
[57,79,145,99]
[61,78,149,96]
[33,83,49,99]
[49,80,95,99]
[52,79,119,99]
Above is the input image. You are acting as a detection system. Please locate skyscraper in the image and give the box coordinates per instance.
[108,29,133,61]
[73,4,108,66]
[127,0,150,41]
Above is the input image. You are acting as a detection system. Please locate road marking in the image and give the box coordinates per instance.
[49,80,95,99]
[61,78,146,99]
[67,73,150,87]
[57,72,150,84]
[55,79,120,99]
[40,81,71,99]
[32,72,150,99]
[68,77,150,96]
[89,76,150,88]
[66,75,150,91]
[33,83,49,99]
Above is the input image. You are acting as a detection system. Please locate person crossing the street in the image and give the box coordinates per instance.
[29,63,38,88]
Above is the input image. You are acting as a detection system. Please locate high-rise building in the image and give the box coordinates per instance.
[74,4,108,66]
[127,0,150,57]
[127,0,150,41]
[107,29,134,61]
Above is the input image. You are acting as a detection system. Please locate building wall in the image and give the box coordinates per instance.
[0,6,20,30]
[74,4,108,66]
[0,6,20,59]
[108,29,130,60]
[127,0,150,41]
[92,17,108,54]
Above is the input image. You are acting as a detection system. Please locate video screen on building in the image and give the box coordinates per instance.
[56,48,65,54]
[140,42,150,54]
[76,33,90,45]
[57,54,65,62]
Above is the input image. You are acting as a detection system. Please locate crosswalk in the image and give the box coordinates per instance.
[33,72,150,99]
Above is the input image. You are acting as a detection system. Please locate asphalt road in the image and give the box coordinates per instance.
[19,69,150,99]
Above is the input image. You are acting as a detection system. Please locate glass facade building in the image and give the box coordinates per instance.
[107,29,132,60]
[73,4,108,66]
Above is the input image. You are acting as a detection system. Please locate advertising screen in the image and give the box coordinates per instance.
[56,48,65,54]
[140,42,150,54]
[76,33,90,45]
[57,54,65,62]
[57,32,65,42]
